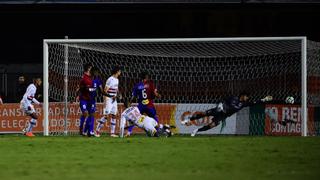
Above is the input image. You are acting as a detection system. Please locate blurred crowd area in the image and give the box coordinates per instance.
[0,64,42,103]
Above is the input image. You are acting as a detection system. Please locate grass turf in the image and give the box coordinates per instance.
[0,135,320,180]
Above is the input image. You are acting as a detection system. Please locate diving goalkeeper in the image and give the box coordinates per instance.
[181,92,272,136]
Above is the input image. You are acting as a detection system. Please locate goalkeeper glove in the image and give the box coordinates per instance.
[261,95,273,102]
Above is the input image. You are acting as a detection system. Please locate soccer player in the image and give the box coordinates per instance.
[95,66,121,137]
[181,92,272,136]
[83,67,112,137]
[127,71,161,137]
[120,99,172,138]
[78,63,93,136]
[20,78,42,137]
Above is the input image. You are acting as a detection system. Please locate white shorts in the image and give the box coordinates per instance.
[20,101,35,115]
[103,97,118,115]
[139,116,158,135]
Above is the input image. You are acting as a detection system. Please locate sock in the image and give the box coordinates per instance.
[26,119,37,132]
[80,115,86,132]
[110,118,116,134]
[154,116,160,132]
[89,116,95,134]
[84,116,92,134]
[153,131,160,137]
[198,126,211,132]
[96,117,106,132]
[198,125,212,132]
[153,115,159,123]
[127,125,134,134]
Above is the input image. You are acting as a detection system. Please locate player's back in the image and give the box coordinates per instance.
[22,83,36,103]
[79,73,92,101]
[121,106,143,126]
[223,96,248,116]
[132,80,155,106]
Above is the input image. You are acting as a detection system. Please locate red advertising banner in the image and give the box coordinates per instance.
[265,104,314,136]
[0,103,176,134]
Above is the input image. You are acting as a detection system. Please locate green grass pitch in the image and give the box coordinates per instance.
[0,135,319,180]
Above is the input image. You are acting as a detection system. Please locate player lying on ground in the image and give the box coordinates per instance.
[21,78,42,137]
[120,99,173,138]
[127,71,161,136]
[181,92,272,136]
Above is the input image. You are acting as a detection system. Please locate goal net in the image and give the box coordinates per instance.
[43,37,320,136]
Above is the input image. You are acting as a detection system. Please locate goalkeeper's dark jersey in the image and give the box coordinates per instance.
[222,96,251,117]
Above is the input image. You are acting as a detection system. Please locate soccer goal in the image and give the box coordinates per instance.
[43,37,320,136]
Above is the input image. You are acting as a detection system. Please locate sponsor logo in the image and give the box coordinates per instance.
[180,111,212,126]
[265,104,314,135]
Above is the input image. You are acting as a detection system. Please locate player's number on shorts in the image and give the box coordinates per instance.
[142,89,147,99]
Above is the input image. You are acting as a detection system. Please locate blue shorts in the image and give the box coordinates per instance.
[80,100,96,114]
[138,104,158,122]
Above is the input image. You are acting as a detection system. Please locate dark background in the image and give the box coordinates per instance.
[0,2,320,102]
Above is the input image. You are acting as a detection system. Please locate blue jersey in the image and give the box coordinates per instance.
[132,80,156,108]
[89,78,103,102]
[132,80,158,122]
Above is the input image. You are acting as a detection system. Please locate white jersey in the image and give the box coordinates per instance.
[121,106,158,135]
[20,83,40,115]
[105,76,119,97]
[121,106,144,127]
[104,76,119,115]
[21,83,40,105]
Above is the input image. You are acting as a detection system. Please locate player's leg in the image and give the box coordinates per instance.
[191,117,222,137]
[95,115,107,137]
[84,114,94,137]
[79,100,89,135]
[95,98,111,137]
[25,112,38,137]
[191,107,219,120]
[181,111,208,125]
[146,106,159,122]
[158,124,173,137]
[143,117,159,137]
[109,99,118,137]
[145,106,161,133]
[88,114,95,137]
[85,103,96,137]
[182,105,223,125]
[22,103,37,137]
[84,113,94,136]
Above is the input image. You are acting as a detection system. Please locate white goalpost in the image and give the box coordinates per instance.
[43,37,317,137]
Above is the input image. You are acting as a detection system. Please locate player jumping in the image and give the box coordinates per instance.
[127,71,161,137]
[181,92,272,136]
[95,66,121,137]
[120,99,172,138]
[21,78,42,137]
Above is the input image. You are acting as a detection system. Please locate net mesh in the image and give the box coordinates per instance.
[46,39,320,136]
